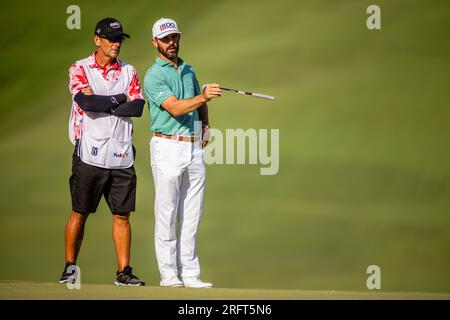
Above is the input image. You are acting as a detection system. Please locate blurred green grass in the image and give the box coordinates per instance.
[2,280,450,299]
[0,0,449,293]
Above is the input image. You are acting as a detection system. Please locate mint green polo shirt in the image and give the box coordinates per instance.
[144,57,201,136]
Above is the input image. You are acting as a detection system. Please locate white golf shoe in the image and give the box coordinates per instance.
[160,277,184,287]
[182,277,213,288]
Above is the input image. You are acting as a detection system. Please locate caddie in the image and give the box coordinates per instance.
[60,17,145,286]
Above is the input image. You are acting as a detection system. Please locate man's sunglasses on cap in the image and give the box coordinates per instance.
[100,35,126,43]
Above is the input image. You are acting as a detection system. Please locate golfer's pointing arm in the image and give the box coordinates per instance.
[161,83,221,117]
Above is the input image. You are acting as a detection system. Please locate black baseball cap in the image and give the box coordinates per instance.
[94,18,130,40]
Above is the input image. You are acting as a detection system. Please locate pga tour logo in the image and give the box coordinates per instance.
[91,147,98,156]
[160,22,176,31]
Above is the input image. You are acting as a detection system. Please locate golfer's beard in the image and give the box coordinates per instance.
[158,45,178,61]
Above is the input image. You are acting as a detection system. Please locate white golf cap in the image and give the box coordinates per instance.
[152,18,181,39]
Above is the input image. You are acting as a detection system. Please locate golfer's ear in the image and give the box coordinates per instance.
[151,38,158,48]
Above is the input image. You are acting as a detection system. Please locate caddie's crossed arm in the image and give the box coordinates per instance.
[109,67,145,117]
[69,63,144,117]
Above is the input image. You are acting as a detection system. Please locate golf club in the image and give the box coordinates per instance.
[203,85,276,101]
[220,87,276,101]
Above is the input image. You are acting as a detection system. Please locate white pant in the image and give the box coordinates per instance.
[150,136,206,279]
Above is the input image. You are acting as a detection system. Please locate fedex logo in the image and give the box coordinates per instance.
[160,22,176,31]
[114,152,128,158]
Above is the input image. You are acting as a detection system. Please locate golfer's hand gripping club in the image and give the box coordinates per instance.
[201,84,222,102]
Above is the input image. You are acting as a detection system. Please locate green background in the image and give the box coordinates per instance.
[0,0,449,293]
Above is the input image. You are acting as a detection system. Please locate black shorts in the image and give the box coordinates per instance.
[69,143,137,215]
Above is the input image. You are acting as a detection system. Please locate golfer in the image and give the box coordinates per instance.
[144,18,221,288]
[60,18,145,286]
